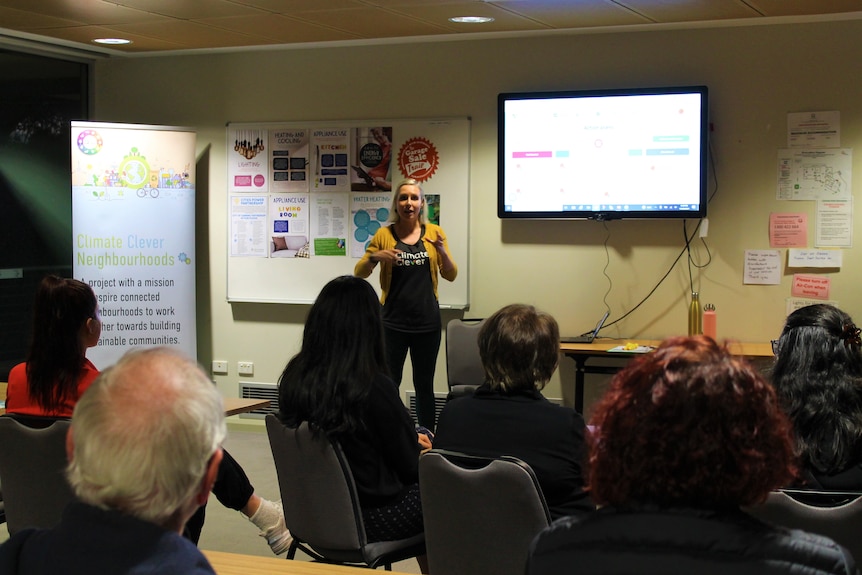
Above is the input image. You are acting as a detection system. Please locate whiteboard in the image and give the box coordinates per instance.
[226,118,470,308]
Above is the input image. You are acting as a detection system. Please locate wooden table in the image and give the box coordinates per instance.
[223,397,270,417]
[203,550,415,575]
[0,386,268,418]
[560,339,773,413]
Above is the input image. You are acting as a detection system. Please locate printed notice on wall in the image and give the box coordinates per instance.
[791,274,831,300]
[787,111,840,148]
[743,250,781,285]
[816,198,853,248]
[230,195,267,256]
[786,297,839,316]
[776,148,852,200]
[769,212,807,248]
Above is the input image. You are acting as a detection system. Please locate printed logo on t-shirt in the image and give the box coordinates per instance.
[396,249,429,267]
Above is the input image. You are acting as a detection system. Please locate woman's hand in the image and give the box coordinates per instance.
[372,249,402,265]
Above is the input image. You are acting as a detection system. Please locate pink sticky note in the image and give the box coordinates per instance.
[791,274,831,299]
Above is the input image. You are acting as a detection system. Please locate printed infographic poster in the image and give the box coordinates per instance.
[71,121,197,369]
[270,128,309,193]
[230,195,267,257]
[350,193,391,257]
[311,127,350,192]
[229,126,268,192]
[269,193,310,258]
[311,193,348,256]
[351,126,393,192]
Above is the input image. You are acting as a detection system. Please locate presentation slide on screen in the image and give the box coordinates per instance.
[501,92,703,213]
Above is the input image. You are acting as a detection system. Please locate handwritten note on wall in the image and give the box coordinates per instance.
[787,249,842,268]
[744,250,781,285]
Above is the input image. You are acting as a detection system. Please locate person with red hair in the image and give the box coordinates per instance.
[528,335,857,575]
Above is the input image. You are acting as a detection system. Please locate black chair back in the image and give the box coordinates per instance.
[0,415,75,535]
[419,448,551,575]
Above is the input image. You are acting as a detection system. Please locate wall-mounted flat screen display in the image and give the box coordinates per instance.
[498,85,708,220]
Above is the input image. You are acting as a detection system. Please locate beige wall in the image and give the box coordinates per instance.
[93,18,862,417]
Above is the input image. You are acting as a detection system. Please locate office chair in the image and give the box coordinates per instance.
[744,488,862,562]
[445,318,485,400]
[265,415,425,570]
[0,415,76,535]
[418,449,551,575]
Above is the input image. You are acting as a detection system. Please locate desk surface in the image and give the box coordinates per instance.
[0,387,267,418]
[223,397,270,417]
[203,550,415,575]
[560,339,772,358]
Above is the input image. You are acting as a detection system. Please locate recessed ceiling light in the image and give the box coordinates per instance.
[449,16,495,24]
[93,38,132,45]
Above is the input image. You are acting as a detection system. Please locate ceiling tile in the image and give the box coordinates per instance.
[482,0,652,28]
[744,0,862,17]
[613,0,760,22]
[290,6,454,39]
[111,0,265,19]
[2,0,166,25]
[26,24,187,52]
[195,13,361,44]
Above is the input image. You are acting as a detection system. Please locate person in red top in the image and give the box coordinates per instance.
[6,274,293,554]
[6,276,101,417]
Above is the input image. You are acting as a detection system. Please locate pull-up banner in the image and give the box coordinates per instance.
[71,121,197,369]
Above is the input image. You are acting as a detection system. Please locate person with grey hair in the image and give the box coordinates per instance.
[0,347,226,574]
[433,303,594,519]
[354,177,458,430]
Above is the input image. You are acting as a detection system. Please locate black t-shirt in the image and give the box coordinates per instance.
[382,224,440,333]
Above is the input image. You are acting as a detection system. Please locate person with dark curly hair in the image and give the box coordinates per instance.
[528,335,857,575]
[771,304,862,490]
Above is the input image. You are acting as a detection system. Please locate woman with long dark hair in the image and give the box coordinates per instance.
[7,275,101,416]
[771,303,862,488]
[278,275,430,558]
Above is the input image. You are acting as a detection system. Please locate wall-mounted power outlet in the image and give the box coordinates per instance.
[237,361,254,376]
[212,360,228,374]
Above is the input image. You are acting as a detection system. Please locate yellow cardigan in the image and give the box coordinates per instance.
[354,222,457,304]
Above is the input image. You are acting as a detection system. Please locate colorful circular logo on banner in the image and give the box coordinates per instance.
[397,137,439,182]
[119,148,151,189]
[77,129,103,155]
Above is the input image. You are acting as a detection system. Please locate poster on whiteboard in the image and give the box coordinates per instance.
[71,121,197,370]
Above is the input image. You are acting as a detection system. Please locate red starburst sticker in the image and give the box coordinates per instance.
[397,137,439,182]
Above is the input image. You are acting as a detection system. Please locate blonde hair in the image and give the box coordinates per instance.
[387,178,427,224]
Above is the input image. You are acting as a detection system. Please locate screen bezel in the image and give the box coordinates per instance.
[497,85,709,221]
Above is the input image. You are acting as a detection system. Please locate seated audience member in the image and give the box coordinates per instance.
[5,274,291,553]
[771,304,862,490]
[0,347,225,574]
[277,275,430,572]
[528,336,858,575]
[433,304,593,519]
